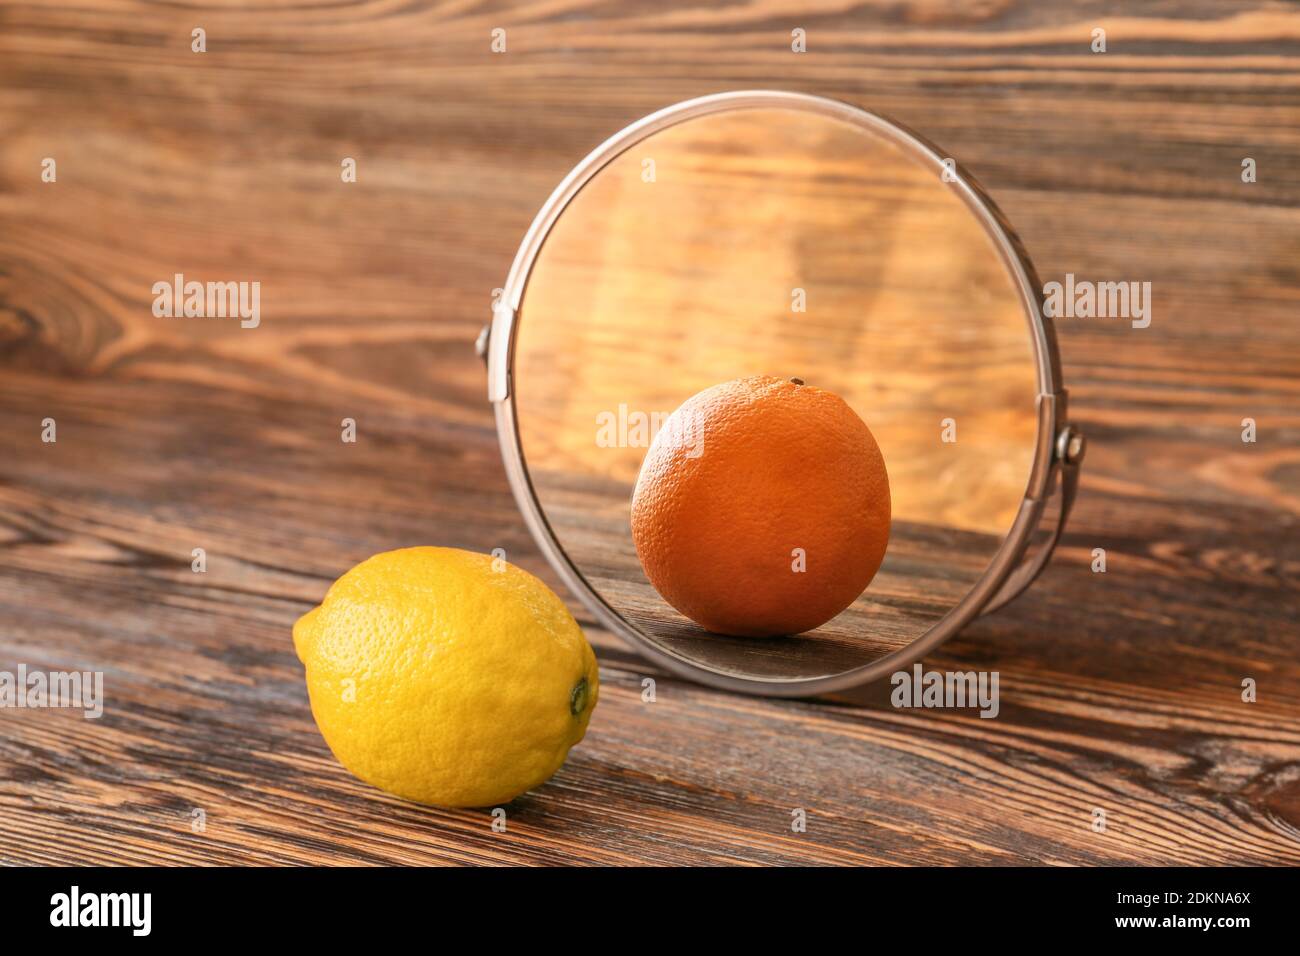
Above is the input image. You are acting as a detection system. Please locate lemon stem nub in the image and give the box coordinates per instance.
[569,677,589,716]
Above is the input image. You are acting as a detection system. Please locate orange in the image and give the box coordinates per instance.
[630,375,890,637]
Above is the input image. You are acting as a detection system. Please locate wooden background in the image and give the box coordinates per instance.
[1,0,1298,865]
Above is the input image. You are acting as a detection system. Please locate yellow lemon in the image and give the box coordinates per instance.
[293,547,599,807]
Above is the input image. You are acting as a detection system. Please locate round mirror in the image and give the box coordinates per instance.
[491,92,1070,696]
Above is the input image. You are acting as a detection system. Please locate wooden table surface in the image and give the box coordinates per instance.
[2,1,1298,866]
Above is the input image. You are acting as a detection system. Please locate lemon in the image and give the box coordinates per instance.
[293,547,599,807]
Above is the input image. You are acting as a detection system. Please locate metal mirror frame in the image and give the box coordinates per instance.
[479,90,1085,699]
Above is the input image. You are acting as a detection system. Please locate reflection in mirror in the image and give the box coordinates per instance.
[513,107,1039,681]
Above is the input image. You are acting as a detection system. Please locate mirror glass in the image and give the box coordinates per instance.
[511,106,1040,681]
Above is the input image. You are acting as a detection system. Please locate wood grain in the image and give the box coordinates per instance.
[1,0,1298,865]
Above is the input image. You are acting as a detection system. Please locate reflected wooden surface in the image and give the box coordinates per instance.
[515,109,1040,675]
[531,467,1015,677]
